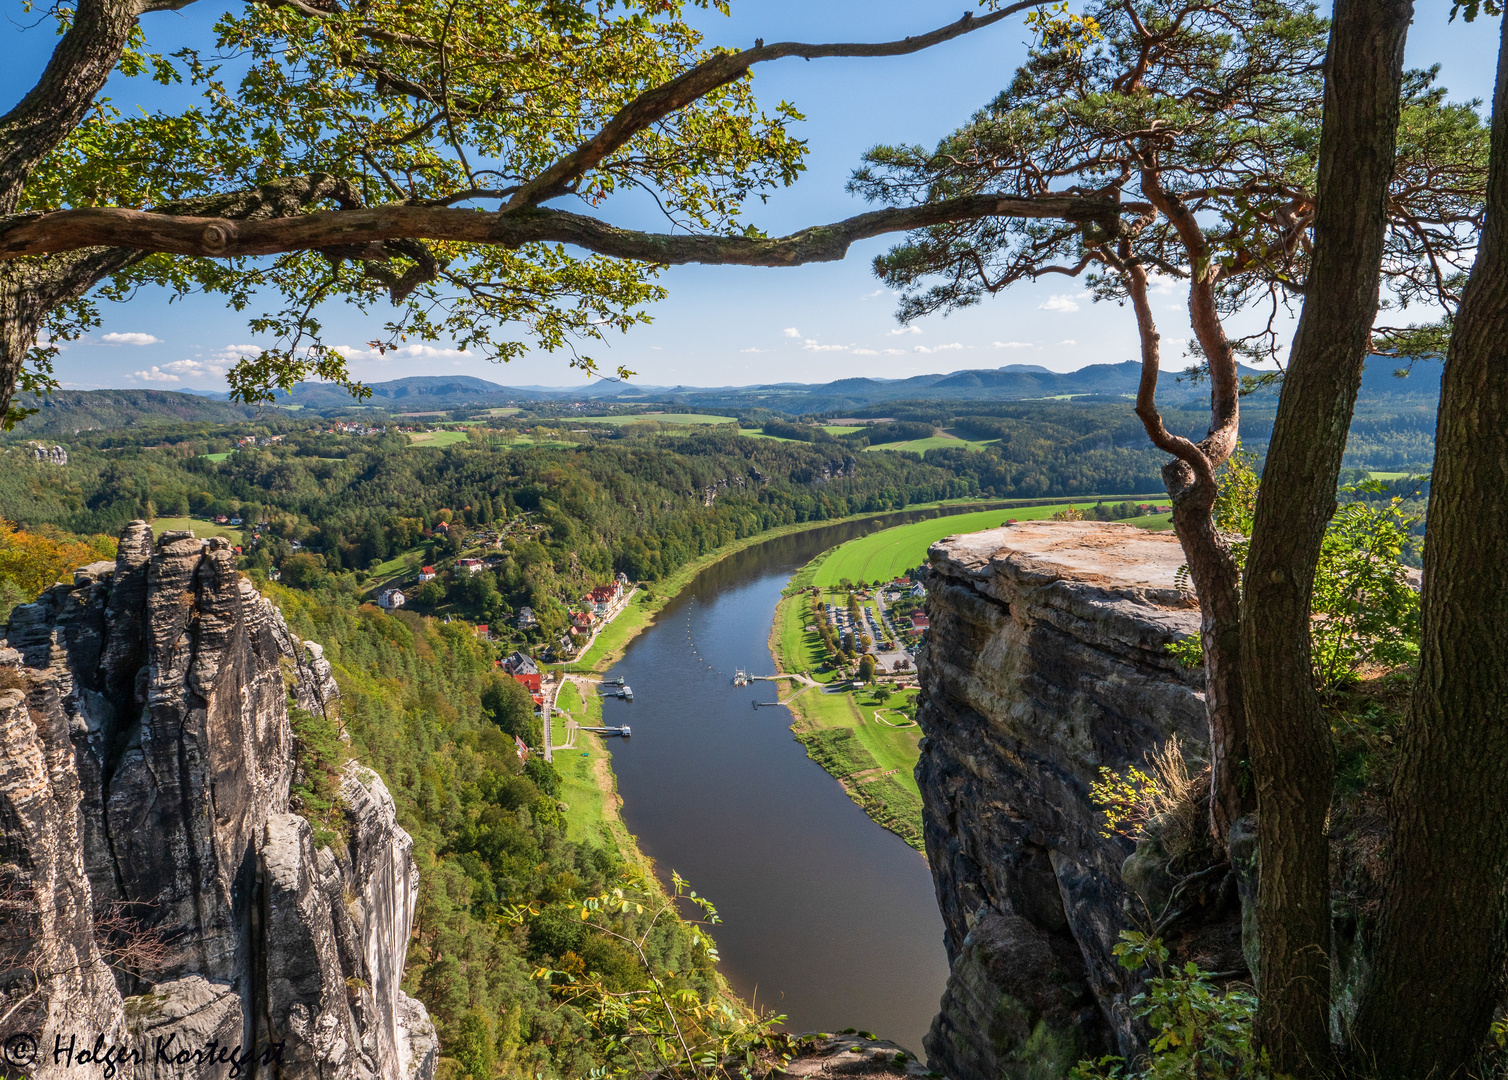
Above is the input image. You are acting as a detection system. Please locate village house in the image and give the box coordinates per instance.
[909,613,930,631]
[457,557,484,574]
[500,650,539,678]
[419,565,437,582]
[516,606,538,630]
[378,587,406,611]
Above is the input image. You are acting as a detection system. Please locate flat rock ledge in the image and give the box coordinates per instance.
[916,522,1237,1080]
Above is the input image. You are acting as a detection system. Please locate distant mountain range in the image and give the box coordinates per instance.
[7,359,1442,438]
[275,359,1442,412]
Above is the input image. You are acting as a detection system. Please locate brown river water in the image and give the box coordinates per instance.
[595,509,986,1056]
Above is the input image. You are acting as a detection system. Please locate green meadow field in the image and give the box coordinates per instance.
[810,501,1170,587]
[408,429,470,447]
[863,434,998,454]
[151,516,241,541]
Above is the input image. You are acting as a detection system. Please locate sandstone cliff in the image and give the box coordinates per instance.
[915,522,1245,1079]
[0,523,436,1079]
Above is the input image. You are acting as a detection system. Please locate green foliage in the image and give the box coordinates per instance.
[1310,485,1422,690]
[0,520,117,624]
[265,584,720,1077]
[855,0,1482,368]
[516,871,785,1078]
[1072,933,1262,1080]
[1164,463,1420,687]
[1088,765,1160,840]
[22,0,808,400]
[288,704,352,849]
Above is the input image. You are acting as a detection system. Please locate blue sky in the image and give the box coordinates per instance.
[3,1,1499,394]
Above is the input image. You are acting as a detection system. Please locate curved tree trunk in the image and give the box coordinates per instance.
[1238,1,1412,1073]
[1122,254,1252,845]
[1350,12,1508,1073]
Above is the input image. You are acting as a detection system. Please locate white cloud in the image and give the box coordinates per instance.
[887,325,922,336]
[881,348,905,356]
[782,327,802,338]
[215,344,261,361]
[1058,339,1078,346]
[802,339,849,352]
[852,348,879,356]
[101,332,161,346]
[740,347,768,354]
[863,288,888,299]
[992,341,1036,349]
[331,343,475,361]
[914,343,964,354]
[131,366,179,383]
[1039,293,1088,313]
[131,358,230,384]
[1146,273,1179,295]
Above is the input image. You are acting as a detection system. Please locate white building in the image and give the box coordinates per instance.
[378,588,406,611]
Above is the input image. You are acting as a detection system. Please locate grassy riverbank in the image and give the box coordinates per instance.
[769,502,1176,850]
[559,494,1163,676]
[770,589,928,849]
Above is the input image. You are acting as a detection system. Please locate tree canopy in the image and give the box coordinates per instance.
[0,0,1119,426]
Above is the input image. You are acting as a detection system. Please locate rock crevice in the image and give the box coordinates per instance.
[916,522,1243,1079]
[0,522,436,1079]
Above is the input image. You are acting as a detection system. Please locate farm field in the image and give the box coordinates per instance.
[809,501,1168,587]
[201,451,235,462]
[150,516,240,541]
[737,428,801,441]
[864,434,997,454]
[574,413,737,426]
[408,429,470,447]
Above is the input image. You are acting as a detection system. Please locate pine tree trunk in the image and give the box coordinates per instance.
[1237,0,1413,1072]
[1350,13,1508,1073]
[1166,460,1250,842]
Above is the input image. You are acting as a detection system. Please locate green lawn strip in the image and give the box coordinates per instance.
[737,429,802,442]
[769,592,838,685]
[552,693,753,1017]
[365,544,426,581]
[201,451,235,462]
[555,679,583,715]
[151,516,241,542]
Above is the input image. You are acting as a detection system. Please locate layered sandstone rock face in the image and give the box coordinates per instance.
[916,522,1243,1079]
[0,524,436,1079]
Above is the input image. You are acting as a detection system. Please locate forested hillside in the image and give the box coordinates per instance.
[10,389,265,435]
[269,585,726,1079]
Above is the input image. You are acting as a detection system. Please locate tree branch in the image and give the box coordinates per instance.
[505,2,1052,210]
[0,191,1131,266]
[0,0,141,212]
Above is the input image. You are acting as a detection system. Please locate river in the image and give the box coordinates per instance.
[596,510,975,1057]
